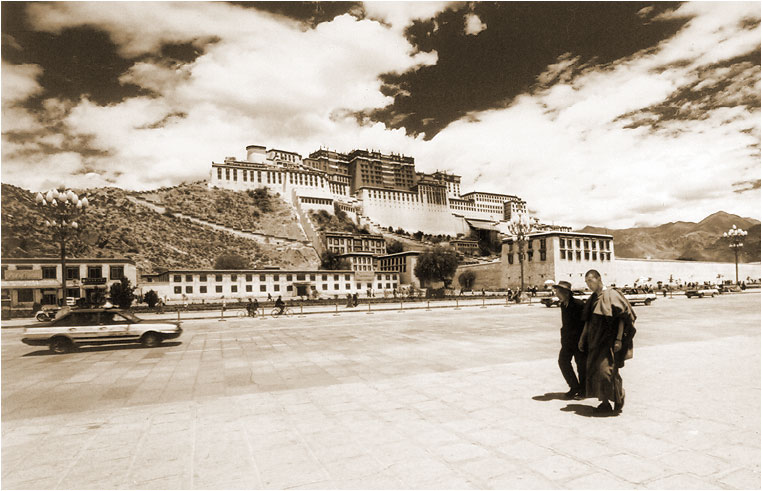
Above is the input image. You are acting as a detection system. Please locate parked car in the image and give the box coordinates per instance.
[685,287,719,298]
[22,307,182,354]
[35,305,61,322]
[621,289,657,306]
[541,290,591,307]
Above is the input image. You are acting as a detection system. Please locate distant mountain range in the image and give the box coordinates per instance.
[578,211,760,263]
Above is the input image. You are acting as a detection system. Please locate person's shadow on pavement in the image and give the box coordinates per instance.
[532,392,568,401]
[561,403,619,418]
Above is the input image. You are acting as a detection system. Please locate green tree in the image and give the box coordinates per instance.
[386,239,404,254]
[320,250,351,270]
[458,270,476,291]
[144,289,159,308]
[110,277,136,309]
[414,246,459,288]
[214,253,250,269]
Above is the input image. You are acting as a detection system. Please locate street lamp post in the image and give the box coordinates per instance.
[723,225,747,286]
[35,188,89,305]
[508,215,532,294]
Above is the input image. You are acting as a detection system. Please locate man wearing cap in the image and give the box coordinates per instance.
[553,281,587,399]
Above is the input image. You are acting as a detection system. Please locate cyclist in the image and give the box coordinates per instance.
[274,295,285,315]
[246,298,259,317]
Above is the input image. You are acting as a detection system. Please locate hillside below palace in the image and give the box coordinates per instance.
[210,144,570,236]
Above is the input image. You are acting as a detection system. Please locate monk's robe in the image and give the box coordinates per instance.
[583,288,637,404]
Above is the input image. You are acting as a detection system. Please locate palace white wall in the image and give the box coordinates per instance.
[357,189,470,235]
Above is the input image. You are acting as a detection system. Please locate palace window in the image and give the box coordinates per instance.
[173,275,182,283]
[216,275,223,282]
[231,274,237,281]
[185,274,193,282]
[585,251,590,260]
[246,274,252,282]
[246,285,252,292]
[186,286,193,294]
[225,169,230,180]
[42,266,57,279]
[231,285,238,293]
[560,250,566,260]
[540,251,546,261]
[67,267,80,280]
[592,251,597,260]
[260,275,266,281]
[200,286,207,293]
[200,275,207,282]
[575,239,581,248]
[260,285,266,292]
[216,285,223,293]
[233,169,237,181]
[88,266,102,278]
[576,251,582,261]
[217,168,222,180]
[174,286,182,294]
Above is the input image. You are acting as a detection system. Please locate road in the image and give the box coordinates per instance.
[2,293,759,489]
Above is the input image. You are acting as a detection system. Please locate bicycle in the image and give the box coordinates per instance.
[270,307,294,318]
[237,309,258,318]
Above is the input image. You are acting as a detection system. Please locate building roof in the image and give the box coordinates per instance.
[501,230,614,242]
[2,257,135,265]
[321,231,384,240]
[144,268,355,276]
[378,251,422,258]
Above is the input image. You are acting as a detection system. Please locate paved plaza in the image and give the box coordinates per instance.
[1,293,760,489]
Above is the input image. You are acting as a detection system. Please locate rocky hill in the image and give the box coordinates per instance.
[578,211,760,262]
[1,183,317,273]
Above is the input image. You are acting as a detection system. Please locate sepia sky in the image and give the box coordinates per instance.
[2,1,760,228]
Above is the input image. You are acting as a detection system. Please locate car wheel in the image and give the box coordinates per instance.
[698,293,704,298]
[644,298,652,305]
[36,313,48,322]
[49,337,73,354]
[544,303,551,308]
[711,293,716,297]
[141,332,162,348]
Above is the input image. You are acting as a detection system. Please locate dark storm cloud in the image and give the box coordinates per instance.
[362,1,689,139]
[1,2,218,109]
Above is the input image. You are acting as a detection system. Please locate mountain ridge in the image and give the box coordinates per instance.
[577,211,760,262]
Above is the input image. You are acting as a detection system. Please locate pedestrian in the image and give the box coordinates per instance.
[552,281,588,399]
[579,270,636,414]
[352,292,359,307]
[267,292,272,301]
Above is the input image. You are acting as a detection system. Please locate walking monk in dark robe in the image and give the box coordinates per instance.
[579,269,636,414]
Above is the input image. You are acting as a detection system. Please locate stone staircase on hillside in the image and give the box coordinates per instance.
[127,195,319,259]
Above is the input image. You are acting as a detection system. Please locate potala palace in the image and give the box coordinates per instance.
[209,144,570,236]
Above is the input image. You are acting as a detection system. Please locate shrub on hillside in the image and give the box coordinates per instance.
[214,253,251,269]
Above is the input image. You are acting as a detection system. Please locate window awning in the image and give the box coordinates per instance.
[0,280,61,289]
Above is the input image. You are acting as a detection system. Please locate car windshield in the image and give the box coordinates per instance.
[53,307,71,321]
[118,311,142,323]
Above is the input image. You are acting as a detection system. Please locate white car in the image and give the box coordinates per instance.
[22,307,182,354]
[621,289,657,306]
[685,288,719,298]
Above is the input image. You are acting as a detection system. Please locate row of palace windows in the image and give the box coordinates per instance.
[218,167,329,188]
[4,265,125,281]
[172,273,351,283]
[559,250,612,261]
[506,251,547,264]
[174,283,356,294]
[560,238,611,250]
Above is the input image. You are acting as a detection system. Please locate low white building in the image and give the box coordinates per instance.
[1,257,137,314]
[139,268,400,304]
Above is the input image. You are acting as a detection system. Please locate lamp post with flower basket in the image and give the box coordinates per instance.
[35,188,89,305]
[723,224,747,286]
[507,215,533,295]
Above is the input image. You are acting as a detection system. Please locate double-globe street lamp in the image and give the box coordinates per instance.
[723,224,747,286]
[35,188,89,305]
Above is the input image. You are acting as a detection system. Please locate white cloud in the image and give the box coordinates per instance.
[3,2,759,229]
[464,12,487,36]
[363,1,455,33]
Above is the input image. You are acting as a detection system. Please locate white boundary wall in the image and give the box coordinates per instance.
[614,258,761,286]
